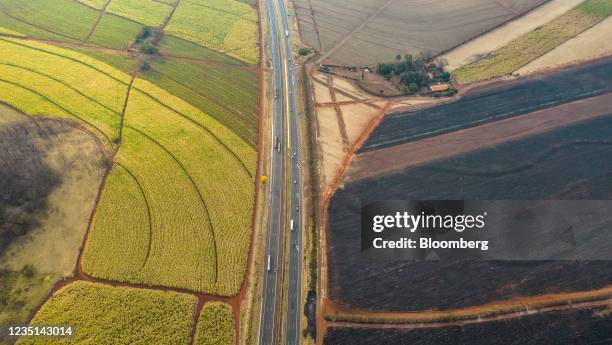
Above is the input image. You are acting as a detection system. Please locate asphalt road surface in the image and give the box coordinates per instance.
[258,0,303,343]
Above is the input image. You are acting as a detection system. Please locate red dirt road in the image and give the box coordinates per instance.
[349,93,612,181]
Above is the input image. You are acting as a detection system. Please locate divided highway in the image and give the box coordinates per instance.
[259,0,302,344]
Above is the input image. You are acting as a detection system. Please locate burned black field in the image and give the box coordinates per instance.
[324,307,612,345]
[360,58,612,152]
[329,115,612,311]
[327,61,612,312]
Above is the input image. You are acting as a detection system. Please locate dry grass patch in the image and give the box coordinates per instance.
[454,0,612,84]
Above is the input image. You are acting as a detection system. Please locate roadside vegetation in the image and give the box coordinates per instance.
[194,302,235,345]
[454,0,612,84]
[16,281,197,345]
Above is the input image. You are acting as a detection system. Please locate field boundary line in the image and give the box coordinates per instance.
[326,75,349,147]
[0,33,249,68]
[150,67,255,128]
[326,292,612,326]
[124,125,219,286]
[0,3,84,42]
[0,62,122,116]
[117,74,136,146]
[112,161,154,269]
[161,0,181,30]
[0,77,113,145]
[132,88,255,178]
[83,0,111,44]
[237,1,266,343]
[303,0,322,51]
[317,101,391,344]
[316,0,396,63]
[0,38,130,85]
[0,37,254,178]
[186,1,258,23]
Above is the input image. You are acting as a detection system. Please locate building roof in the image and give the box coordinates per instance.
[430,83,449,92]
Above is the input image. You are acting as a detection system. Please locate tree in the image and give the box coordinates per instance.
[408,82,419,94]
[139,42,158,55]
[139,62,151,72]
[377,63,393,78]
[136,26,153,43]
[299,47,310,56]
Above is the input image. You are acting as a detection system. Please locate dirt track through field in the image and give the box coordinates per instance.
[315,0,396,63]
[327,75,349,146]
[82,0,111,44]
[349,93,612,181]
[328,297,612,329]
[161,0,181,30]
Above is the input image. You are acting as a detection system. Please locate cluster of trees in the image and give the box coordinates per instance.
[135,26,160,55]
[377,54,451,94]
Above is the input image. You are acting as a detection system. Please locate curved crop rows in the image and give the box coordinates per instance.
[110,125,217,292]
[124,88,255,294]
[0,36,256,296]
[0,77,115,147]
[82,163,151,279]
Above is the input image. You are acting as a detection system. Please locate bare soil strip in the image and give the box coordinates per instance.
[441,0,585,71]
[317,101,392,344]
[316,99,380,108]
[161,0,181,30]
[349,93,612,181]
[327,75,349,146]
[328,297,612,328]
[83,0,112,44]
[303,0,322,50]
